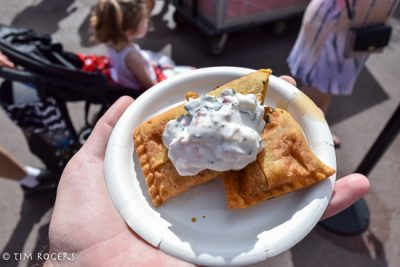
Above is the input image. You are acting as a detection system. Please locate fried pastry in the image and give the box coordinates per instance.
[224,107,336,209]
[134,69,272,206]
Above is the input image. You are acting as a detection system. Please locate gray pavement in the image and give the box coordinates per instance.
[0,1,399,266]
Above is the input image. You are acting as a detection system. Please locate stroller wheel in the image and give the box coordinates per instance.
[78,127,93,145]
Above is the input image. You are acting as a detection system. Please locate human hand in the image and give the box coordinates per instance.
[46,96,193,267]
[0,51,15,68]
[46,77,369,266]
[279,75,370,220]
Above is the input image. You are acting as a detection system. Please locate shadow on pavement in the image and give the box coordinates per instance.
[29,222,51,267]
[327,69,390,125]
[291,226,388,267]
[10,0,76,35]
[78,12,94,48]
[0,190,56,267]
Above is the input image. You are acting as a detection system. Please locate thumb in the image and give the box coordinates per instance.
[82,96,134,158]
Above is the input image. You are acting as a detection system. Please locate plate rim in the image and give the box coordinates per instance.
[104,66,336,266]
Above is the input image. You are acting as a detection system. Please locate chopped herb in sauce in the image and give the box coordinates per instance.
[163,89,265,176]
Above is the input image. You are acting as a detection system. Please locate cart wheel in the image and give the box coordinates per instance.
[173,11,185,26]
[271,21,286,35]
[210,33,228,55]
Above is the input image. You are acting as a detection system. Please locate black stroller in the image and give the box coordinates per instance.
[0,24,140,182]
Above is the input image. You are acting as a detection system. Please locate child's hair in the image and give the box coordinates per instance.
[90,0,148,51]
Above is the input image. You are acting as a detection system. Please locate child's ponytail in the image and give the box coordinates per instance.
[90,0,133,50]
[108,0,125,40]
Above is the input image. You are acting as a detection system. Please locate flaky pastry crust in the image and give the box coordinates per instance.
[134,69,272,206]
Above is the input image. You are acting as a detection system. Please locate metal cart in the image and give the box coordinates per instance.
[172,0,309,55]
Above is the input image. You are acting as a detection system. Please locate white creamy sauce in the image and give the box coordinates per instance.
[163,89,265,176]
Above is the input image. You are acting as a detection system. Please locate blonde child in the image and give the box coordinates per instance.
[90,0,157,91]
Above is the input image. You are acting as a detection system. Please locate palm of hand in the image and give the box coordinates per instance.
[47,98,192,267]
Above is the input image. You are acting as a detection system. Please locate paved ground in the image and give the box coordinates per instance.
[0,1,399,266]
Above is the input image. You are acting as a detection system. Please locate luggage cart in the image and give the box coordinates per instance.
[172,0,309,55]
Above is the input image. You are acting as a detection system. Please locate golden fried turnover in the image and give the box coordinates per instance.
[134,69,272,206]
[224,107,336,209]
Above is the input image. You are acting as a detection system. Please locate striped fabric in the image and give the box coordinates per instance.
[1,95,78,171]
[3,97,67,135]
[287,0,398,95]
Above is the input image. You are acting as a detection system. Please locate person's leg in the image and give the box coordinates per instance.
[0,146,40,187]
[0,146,27,180]
[300,85,341,146]
[0,145,58,195]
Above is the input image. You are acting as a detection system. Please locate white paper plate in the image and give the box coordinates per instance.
[104,67,336,266]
